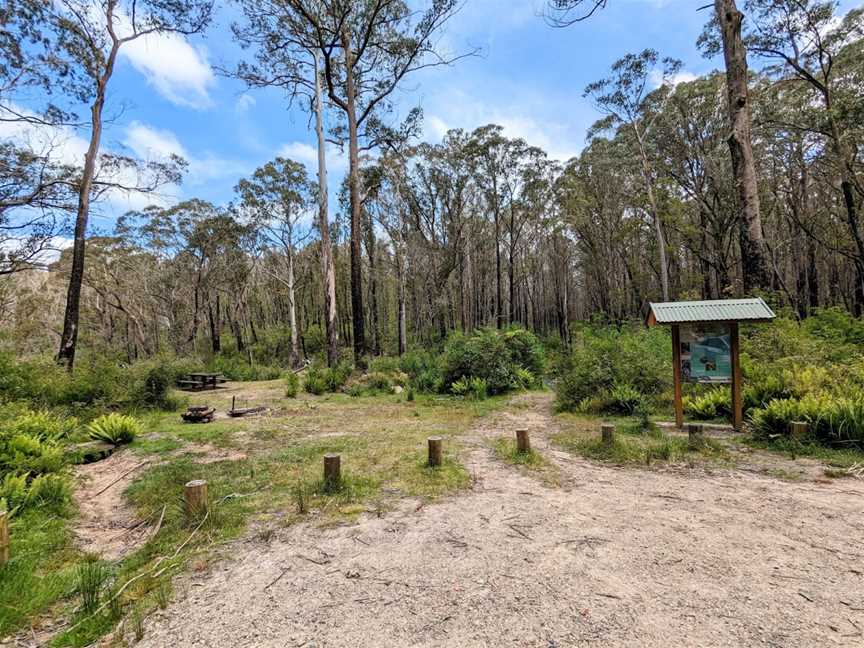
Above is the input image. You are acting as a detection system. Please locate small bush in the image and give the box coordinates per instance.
[303,365,327,395]
[303,361,353,395]
[441,327,543,396]
[86,414,141,446]
[285,372,300,398]
[750,394,864,447]
[684,387,731,421]
[555,325,670,413]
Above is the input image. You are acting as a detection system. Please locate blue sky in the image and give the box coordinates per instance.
[6,0,860,235]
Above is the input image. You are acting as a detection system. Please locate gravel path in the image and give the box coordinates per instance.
[139,394,864,647]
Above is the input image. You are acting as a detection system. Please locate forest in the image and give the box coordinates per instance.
[2,0,864,646]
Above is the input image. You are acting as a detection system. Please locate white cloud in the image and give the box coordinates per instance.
[278,141,349,174]
[421,90,581,162]
[650,69,698,88]
[235,94,256,113]
[121,33,215,109]
[125,121,187,160]
[123,121,252,190]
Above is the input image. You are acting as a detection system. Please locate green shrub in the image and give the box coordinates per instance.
[399,351,441,392]
[303,361,352,395]
[302,324,325,357]
[303,365,327,395]
[604,383,644,415]
[208,355,282,381]
[684,387,731,421]
[750,394,864,448]
[26,474,71,512]
[366,372,392,393]
[86,414,141,446]
[555,325,670,412]
[441,327,543,396]
[285,372,300,398]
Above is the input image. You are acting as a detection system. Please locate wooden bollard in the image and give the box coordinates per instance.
[0,510,9,566]
[688,423,705,448]
[323,453,342,490]
[427,437,443,467]
[516,429,531,454]
[184,480,208,518]
[790,421,809,440]
[601,423,615,447]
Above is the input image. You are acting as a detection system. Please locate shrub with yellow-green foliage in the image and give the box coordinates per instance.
[0,409,74,514]
[86,413,141,446]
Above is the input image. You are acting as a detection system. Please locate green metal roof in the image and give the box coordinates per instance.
[647,298,776,325]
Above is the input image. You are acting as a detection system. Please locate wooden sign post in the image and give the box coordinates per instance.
[646,299,775,432]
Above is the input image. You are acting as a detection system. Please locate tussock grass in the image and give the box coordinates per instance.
[552,414,731,467]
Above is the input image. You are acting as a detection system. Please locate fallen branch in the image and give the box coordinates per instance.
[92,460,151,497]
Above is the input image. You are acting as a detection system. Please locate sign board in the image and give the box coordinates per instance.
[679,324,732,384]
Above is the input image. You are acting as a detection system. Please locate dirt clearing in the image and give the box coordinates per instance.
[138,394,864,647]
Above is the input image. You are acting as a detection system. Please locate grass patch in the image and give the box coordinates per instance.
[0,510,79,637]
[552,414,731,467]
[737,435,864,469]
[491,437,546,467]
[8,384,509,646]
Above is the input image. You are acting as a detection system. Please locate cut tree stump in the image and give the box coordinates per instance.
[0,510,9,566]
[184,480,208,518]
[601,423,615,447]
[790,421,809,440]
[427,437,443,467]
[324,454,342,491]
[688,423,705,449]
[516,429,531,454]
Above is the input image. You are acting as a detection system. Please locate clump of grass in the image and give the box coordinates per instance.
[491,437,545,468]
[553,419,729,467]
[76,556,109,614]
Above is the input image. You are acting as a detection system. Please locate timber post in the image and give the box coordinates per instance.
[0,510,9,566]
[323,453,342,491]
[184,479,208,518]
[427,437,443,467]
[601,423,615,447]
[516,429,531,454]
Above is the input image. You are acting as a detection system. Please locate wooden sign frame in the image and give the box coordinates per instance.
[671,321,743,430]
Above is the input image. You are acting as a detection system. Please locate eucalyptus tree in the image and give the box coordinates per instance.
[231,0,340,366]
[584,49,680,301]
[743,1,864,312]
[548,0,774,293]
[268,0,473,361]
[51,0,213,369]
[236,157,315,366]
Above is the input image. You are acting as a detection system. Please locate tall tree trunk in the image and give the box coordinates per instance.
[633,124,670,301]
[494,210,503,329]
[57,41,120,370]
[396,248,407,356]
[314,50,339,367]
[341,28,366,362]
[715,0,772,292]
[365,217,381,355]
[287,251,300,366]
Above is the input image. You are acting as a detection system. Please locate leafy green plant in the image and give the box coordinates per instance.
[284,372,300,398]
[684,387,731,421]
[441,327,543,396]
[555,325,670,412]
[86,414,141,446]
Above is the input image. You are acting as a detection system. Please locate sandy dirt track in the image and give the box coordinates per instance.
[139,394,864,647]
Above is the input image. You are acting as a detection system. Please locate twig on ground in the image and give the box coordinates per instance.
[92,460,151,497]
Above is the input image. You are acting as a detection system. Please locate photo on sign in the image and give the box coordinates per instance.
[680,325,732,384]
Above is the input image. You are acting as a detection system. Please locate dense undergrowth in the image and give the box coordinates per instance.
[554,309,864,448]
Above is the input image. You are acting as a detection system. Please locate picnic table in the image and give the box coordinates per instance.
[177,372,227,391]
